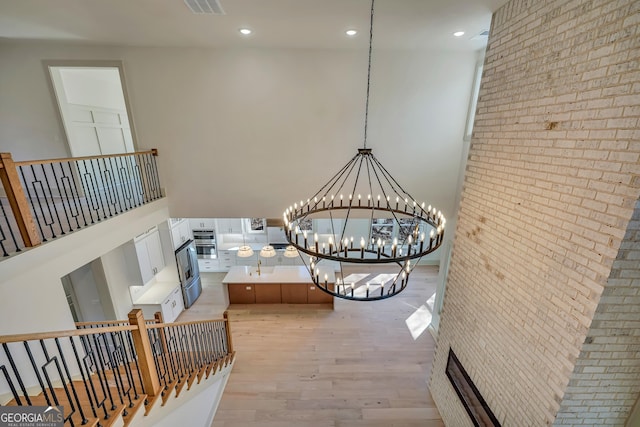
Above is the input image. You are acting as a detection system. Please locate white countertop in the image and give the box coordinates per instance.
[133,281,179,305]
[222,265,336,284]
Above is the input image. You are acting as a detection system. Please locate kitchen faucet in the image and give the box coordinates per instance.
[257,259,261,276]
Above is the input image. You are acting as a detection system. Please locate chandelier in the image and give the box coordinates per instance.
[282,0,445,301]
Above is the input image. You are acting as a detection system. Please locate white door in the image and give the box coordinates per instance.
[49,66,135,157]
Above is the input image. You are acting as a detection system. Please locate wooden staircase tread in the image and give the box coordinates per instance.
[186,371,197,390]
[144,393,161,416]
[196,365,206,384]
[175,376,188,398]
[122,394,146,427]
[161,379,179,406]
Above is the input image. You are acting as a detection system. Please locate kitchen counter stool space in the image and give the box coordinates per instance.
[223,266,335,307]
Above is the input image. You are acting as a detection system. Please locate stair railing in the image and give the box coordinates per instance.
[0,310,234,426]
[0,149,162,258]
[145,312,234,401]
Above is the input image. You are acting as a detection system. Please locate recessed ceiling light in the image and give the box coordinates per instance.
[453,31,465,37]
[239,28,252,36]
[346,29,358,36]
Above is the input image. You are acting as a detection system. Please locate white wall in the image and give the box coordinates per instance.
[0,198,170,335]
[0,42,476,227]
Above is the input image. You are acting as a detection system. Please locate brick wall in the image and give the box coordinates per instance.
[555,201,640,425]
[429,0,640,426]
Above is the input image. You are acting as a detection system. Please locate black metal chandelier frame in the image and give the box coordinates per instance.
[282,0,445,301]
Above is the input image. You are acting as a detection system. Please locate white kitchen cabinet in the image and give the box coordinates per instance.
[169,218,192,250]
[218,250,238,270]
[165,286,184,322]
[198,258,219,272]
[190,218,217,230]
[216,218,243,234]
[134,283,184,323]
[126,227,165,286]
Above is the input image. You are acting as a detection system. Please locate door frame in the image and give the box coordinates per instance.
[42,59,140,157]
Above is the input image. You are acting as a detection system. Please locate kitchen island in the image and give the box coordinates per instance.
[223,266,335,307]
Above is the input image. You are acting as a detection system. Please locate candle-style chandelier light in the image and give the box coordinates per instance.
[283,0,445,301]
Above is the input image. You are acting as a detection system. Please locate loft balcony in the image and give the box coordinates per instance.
[0,150,163,258]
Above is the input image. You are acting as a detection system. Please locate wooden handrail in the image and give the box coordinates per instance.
[146,317,226,329]
[0,324,136,344]
[11,148,158,167]
[0,152,41,247]
[4,316,228,343]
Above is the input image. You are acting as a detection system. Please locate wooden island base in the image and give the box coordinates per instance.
[223,266,335,307]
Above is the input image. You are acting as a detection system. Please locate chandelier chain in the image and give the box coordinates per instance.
[363,0,375,149]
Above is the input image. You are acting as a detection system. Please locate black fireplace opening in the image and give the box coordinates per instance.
[445,348,501,427]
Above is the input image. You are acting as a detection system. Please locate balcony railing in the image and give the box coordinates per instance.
[0,310,235,427]
[0,149,162,257]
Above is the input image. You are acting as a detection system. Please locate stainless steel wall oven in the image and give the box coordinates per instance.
[192,229,217,259]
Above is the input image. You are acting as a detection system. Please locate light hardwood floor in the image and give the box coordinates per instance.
[180,265,444,427]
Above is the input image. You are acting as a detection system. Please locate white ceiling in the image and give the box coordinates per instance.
[0,0,509,50]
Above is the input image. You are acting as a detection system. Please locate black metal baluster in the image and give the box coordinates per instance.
[109,157,128,212]
[93,159,113,218]
[209,323,219,360]
[159,327,176,386]
[198,323,210,370]
[112,331,138,415]
[0,199,21,255]
[193,324,207,370]
[125,155,142,207]
[80,160,101,223]
[52,337,91,425]
[148,153,162,199]
[214,322,224,359]
[167,327,185,382]
[69,336,100,420]
[185,324,196,376]
[211,322,219,360]
[124,329,145,395]
[23,341,54,407]
[0,365,22,405]
[158,327,176,386]
[29,165,55,238]
[19,166,48,241]
[39,339,80,426]
[67,161,91,227]
[39,164,66,237]
[1,343,31,405]
[163,328,180,385]
[79,335,109,420]
[90,333,118,412]
[131,154,147,205]
[147,329,168,391]
[50,162,75,234]
[114,156,130,211]
[86,159,107,220]
[100,158,118,217]
[60,162,87,228]
[103,332,127,411]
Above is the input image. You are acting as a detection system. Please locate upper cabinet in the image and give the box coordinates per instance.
[169,218,192,250]
[189,218,217,230]
[216,218,243,234]
[126,226,166,286]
